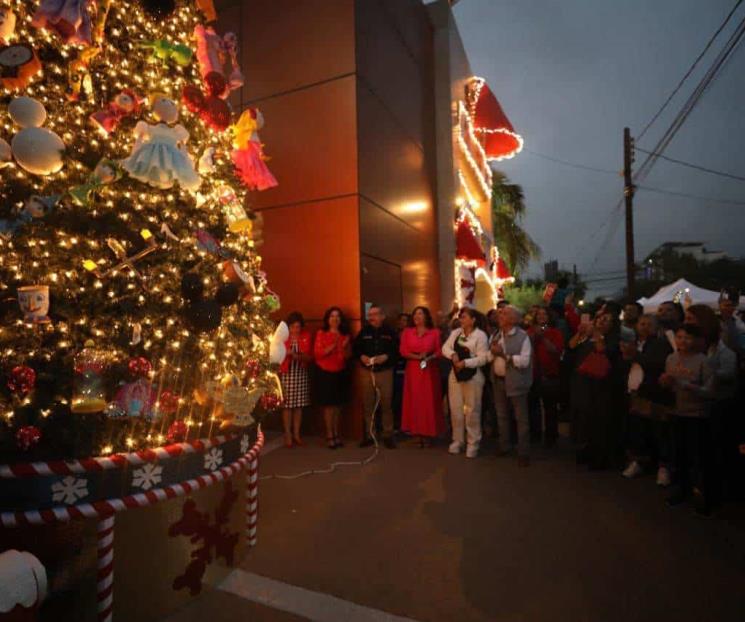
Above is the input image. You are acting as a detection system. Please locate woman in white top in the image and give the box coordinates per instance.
[442,308,490,458]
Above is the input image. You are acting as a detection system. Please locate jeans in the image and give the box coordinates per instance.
[492,375,530,457]
[672,416,715,507]
[626,414,673,467]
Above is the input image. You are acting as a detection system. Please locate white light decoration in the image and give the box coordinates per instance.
[456,102,492,201]
[465,76,524,163]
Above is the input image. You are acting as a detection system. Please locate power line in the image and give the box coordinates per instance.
[636,0,744,141]
[636,184,745,206]
[523,149,620,176]
[635,13,745,184]
[635,148,745,182]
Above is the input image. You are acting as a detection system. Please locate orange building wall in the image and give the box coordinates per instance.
[216,0,439,439]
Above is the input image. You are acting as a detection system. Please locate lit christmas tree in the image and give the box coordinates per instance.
[0,0,281,461]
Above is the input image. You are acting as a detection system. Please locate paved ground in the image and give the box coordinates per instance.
[169,434,745,622]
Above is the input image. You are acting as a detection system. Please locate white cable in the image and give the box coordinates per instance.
[260,359,381,481]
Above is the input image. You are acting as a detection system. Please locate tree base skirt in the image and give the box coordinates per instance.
[0,429,263,622]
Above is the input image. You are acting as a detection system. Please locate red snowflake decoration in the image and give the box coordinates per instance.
[168,481,239,595]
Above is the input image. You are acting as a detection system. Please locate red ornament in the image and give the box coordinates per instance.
[128,356,152,378]
[167,420,188,443]
[200,96,230,131]
[244,359,260,380]
[7,366,36,396]
[181,85,205,113]
[260,393,282,412]
[158,389,180,415]
[204,71,227,98]
[16,425,41,451]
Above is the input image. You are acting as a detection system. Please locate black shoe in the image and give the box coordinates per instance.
[359,437,374,448]
[383,438,396,449]
[666,492,686,507]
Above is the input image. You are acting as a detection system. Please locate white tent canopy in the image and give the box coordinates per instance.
[637,278,743,313]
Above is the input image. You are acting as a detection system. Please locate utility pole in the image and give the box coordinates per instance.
[623,127,636,299]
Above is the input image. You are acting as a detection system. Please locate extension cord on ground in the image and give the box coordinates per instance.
[259,365,382,481]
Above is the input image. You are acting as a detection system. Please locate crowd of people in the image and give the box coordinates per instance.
[276,289,744,517]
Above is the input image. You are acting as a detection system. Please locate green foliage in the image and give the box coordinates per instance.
[502,283,544,311]
[491,171,541,276]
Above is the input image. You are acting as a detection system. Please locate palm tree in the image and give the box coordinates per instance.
[491,170,541,276]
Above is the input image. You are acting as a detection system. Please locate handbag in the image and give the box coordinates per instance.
[452,337,477,382]
[577,351,610,380]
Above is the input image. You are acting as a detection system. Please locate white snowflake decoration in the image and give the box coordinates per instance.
[240,434,250,455]
[131,463,163,491]
[51,476,88,505]
[204,447,223,471]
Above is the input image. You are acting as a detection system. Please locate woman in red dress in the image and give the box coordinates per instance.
[400,306,444,446]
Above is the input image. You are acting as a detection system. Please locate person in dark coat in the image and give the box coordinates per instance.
[621,314,674,484]
[353,305,399,448]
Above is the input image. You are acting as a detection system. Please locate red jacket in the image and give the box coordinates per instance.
[528,326,564,378]
[313,330,351,372]
[279,330,313,374]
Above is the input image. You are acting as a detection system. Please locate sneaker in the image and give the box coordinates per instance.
[622,461,643,479]
[383,437,396,449]
[448,442,462,455]
[465,446,478,459]
[656,467,671,487]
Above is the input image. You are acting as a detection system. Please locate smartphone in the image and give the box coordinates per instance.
[620,326,636,344]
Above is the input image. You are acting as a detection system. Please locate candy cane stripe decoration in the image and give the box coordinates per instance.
[246,456,258,547]
[97,515,115,622]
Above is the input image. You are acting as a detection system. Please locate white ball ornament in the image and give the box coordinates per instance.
[11,127,65,175]
[8,96,46,128]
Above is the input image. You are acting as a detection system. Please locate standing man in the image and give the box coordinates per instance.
[490,305,533,466]
[719,288,743,355]
[354,305,399,449]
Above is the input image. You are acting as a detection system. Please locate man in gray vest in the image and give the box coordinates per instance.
[489,305,533,466]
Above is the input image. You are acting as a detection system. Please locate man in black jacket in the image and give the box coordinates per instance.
[353,305,398,448]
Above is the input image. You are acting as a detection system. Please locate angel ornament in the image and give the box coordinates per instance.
[122,94,201,192]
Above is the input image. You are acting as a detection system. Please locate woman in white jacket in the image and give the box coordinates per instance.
[442,308,490,458]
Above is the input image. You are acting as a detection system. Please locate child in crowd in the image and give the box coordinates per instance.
[660,324,713,515]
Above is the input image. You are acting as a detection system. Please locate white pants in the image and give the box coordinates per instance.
[448,370,484,450]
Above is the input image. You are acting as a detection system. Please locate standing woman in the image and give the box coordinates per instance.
[442,308,490,458]
[314,307,352,448]
[400,306,445,446]
[278,312,313,448]
[528,306,565,448]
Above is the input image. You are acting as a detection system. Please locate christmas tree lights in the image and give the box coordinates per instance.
[0,0,280,462]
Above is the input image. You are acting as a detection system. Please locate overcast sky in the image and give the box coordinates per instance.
[452,0,745,295]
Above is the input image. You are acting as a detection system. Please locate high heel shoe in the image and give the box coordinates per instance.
[293,437,304,447]
[334,437,344,448]
[284,438,293,449]
[327,436,337,449]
